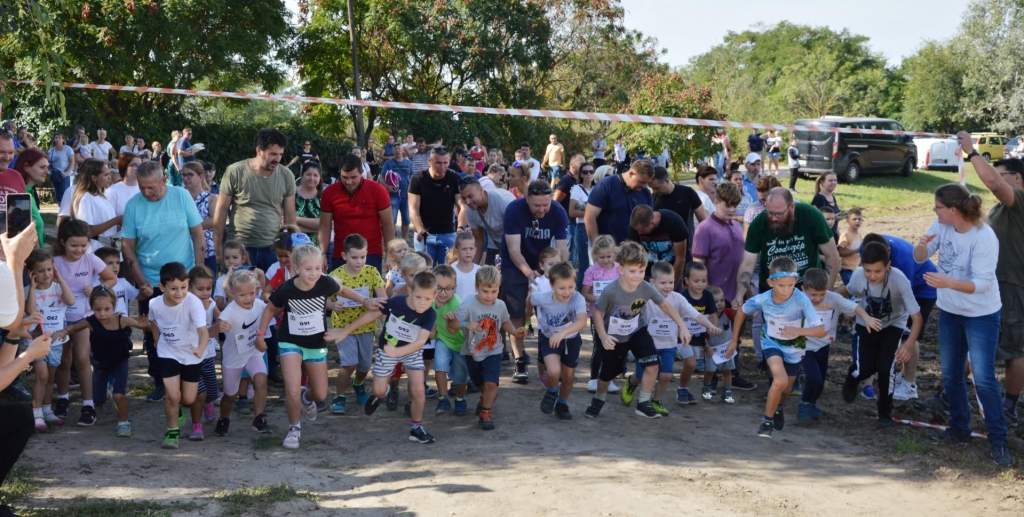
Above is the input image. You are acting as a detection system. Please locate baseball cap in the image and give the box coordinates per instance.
[291,232,312,248]
[745,152,762,164]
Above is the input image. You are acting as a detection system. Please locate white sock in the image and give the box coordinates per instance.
[33,407,43,419]
[83,399,95,408]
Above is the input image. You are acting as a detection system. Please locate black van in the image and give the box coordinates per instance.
[794,117,916,183]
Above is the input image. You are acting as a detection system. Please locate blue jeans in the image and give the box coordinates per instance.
[938,309,1007,446]
[391,190,409,227]
[714,151,726,180]
[572,222,590,290]
[416,232,456,266]
[801,346,830,405]
[246,246,277,272]
[50,168,68,205]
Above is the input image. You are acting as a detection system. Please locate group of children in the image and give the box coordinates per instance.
[21,200,925,447]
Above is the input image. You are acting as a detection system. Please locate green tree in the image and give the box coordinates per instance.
[956,0,1024,134]
[899,41,972,132]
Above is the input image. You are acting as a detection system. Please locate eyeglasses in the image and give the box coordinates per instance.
[580,169,595,175]
[437,286,455,293]
[766,209,789,218]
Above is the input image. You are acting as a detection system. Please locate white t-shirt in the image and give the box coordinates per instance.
[645,291,700,349]
[806,291,858,352]
[105,181,140,217]
[697,190,715,216]
[525,158,541,181]
[922,221,1001,317]
[220,300,269,369]
[92,278,139,316]
[569,184,591,224]
[74,193,118,249]
[77,142,101,160]
[478,176,497,193]
[150,292,207,365]
[202,301,218,359]
[453,263,481,306]
[93,141,113,161]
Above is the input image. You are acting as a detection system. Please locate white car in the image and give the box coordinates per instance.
[914,137,960,171]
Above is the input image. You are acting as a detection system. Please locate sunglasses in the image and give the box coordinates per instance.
[580,169,595,175]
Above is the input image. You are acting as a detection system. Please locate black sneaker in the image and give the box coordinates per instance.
[991,444,1014,468]
[540,391,557,414]
[252,413,270,433]
[841,374,859,403]
[584,398,605,418]
[731,376,757,391]
[77,405,97,427]
[512,359,529,384]
[409,426,435,444]
[635,401,662,419]
[365,396,382,416]
[385,387,399,411]
[757,419,774,438]
[215,417,230,436]
[555,402,572,420]
[54,398,70,419]
[773,408,785,431]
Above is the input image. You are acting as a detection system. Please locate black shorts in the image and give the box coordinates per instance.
[538,332,583,368]
[597,328,658,382]
[422,347,436,362]
[499,268,529,320]
[156,357,202,383]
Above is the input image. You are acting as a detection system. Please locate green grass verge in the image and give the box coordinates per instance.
[214,484,319,517]
[894,434,930,455]
[0,466,37,507]
[18,498,202,517]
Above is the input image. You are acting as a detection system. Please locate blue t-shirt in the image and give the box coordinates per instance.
[881,234,937,301]
[742,288,822,363]
[48,146,74,174]
[500,198,569,271]
[587,174,653,242]
[381,158,413,193]
[379,296,437,349]
[180,139,195,164]
[121,186,203,285]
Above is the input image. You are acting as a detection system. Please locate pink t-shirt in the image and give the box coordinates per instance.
[54,252,108,321]
[583,263,620,308]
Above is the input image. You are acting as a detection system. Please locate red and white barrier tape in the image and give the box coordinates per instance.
[2,79,951,138]
[894,417,988,439]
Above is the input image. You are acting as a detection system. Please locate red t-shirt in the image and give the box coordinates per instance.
[0,169,27,213]
[321,179,391,257]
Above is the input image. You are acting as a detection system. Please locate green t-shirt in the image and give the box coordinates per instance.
[745,202,833,292]
[220,160,296,248]
[988,188,1024,287]
[26,185,44,246]
[433,295,464,352]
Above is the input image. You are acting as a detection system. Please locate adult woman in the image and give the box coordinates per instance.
[182,162,218,274]
[695,165,718,216]
[294,162,323,243]
[13,148,49,245]
[166,130,182,186]
[470,136,487,174]
[766,129,782,176]
[914,183,1011,467]
[568,162,596,288]
[506,161,530,199]
[381,147,413,239]
[68,158,120,250]
[812,172,840,240]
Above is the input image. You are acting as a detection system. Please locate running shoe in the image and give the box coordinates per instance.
[162,429,180,449]
[215,417,230,437]
[453,398,468,416]
[43,409,63,426]
[512,359,529,384]
[252,414,270,433]
[410,426,436,443]
[721,389,736,405]
[188,423,204,441]
[364,395,382,416]
[385,386,399,411]
[635,401,662,419]
[584,398,605,418]
[283,426,301,449]
[478,409,495,431]
[861,385,877,400]
[303,398,318,422]
[77,405,97,427]
[620,375,637,406]
[676,387,696,406]
[204,402,217,423]
[116,421,132,438]
[731,376,757,391]
[330,395,347,415]
[540,391,558,414]
[435,397,452,415]
[701,385,714,401]
[773,408,785,431]
[651,400,670,416]
[34,417,47,433]
[354,383,369,406]
[53,398,70,419]
[757,420,774,438]
[555,402,572,420]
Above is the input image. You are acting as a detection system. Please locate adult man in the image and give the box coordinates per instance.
[650,166,707,259]
[287,140,321,171]
[93,129,115,162]
[584,158,655,244]
[592,132,607,167]
[747,131,765,163]
[542,134,565,184]
[177,127,200,165]
[0,134,27,215]
[47,133,75,206]
[410,138,430,174]
[408,147,461,264]
[960,131,1024,426]
[628,204,688,281]
[735,187,840,307]
[501,180,569,382]
[319,154,394,272]
[460,177,515,265]
[213,128,297,271]
[519,143,542,182]
[742,152,762,202]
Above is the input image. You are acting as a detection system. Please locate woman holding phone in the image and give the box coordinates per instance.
[13,148,48,245]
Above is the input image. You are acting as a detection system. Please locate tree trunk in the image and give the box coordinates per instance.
[347,0,366,148]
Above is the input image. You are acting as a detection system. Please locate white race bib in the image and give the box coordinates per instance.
[816,309,834,329]
[767,318,802,341]
[288,311,325,336]
[385,314,421,343]
[649,317,677,339]
[592,280,611,297]
[161,324,182,347]
[608,315,639,335]
[712,343,732,365]
[337,287,370,309]
[235,330,257,356]
[685,317,706,335]
[41,307,68,344]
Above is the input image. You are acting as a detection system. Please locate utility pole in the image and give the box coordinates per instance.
[346,0,365,148]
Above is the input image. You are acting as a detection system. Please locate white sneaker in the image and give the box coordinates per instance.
[283,426,301,449]
[303,398,318,422]
[607,381,621,394]
[587,379,598,393]
[892,375,919,401]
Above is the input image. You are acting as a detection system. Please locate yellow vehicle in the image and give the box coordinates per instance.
[971,132,1009,161]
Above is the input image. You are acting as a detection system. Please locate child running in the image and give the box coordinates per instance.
[532,262,587,419]
[726,257,825,438]
[582,235,621,394]
[214,240,266,310]
[451,232,480,304]
[799,268,881,424]
[187,266,220,440]
[214,270,271,436]
[56,286,148,437]
[702,286,735,404]
[147,262,209,449]
[52,219,116,426]
[328,271,440,443]
[678,262,725,403]
[431,265,468,416]
[586,241,691,419]
[328,234,386,415]
[26,249,75,430]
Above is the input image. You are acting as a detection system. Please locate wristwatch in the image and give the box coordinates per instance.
[966,150,980,161]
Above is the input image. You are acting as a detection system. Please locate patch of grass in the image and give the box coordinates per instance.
[127,382,153,398]
[19,498,202,517]
[894,434,930,455]
[0,466,37,507]
[214,484,319,517]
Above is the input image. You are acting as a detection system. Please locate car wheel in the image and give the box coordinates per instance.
[840,161,861,183]
[983,152,991,161]
[900,159,913,177]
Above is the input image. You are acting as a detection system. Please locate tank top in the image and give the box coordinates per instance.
[89,315,133,369]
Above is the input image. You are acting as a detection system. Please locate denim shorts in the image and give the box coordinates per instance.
[468,353,502,386]
[654,348,675,374]
[337,333,375,371]
[93,359,129,404]
[538,332,583,368]
[43,341,65,368]
[762,348,801,376]
[278,341,327,363]
[434,342,469,385]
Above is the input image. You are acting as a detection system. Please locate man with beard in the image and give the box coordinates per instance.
[734,187,840,308]
[213,128,297,271]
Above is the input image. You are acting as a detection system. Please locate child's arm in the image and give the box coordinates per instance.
[193,324,210,358]
[582,284,596,304]
[445,312,460,333]
[53,269,76,306]
[657,300,692,345]
[384,276,396,297]
[255,303,283,349]
[123,315,150,330]
[547,312,588,349]
[726,309,749,359]
[852,307,882,333]
[896,312,924,364]
[373,286,387,299]
[500,319,527,339]
[338,286,384,311]
[591,308,616,350]
[52,319,89,342]
[325,309,383,343]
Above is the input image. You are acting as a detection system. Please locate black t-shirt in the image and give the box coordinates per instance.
[555,174,577,214]
[629,209,689,274]
[88,315,133,368]
[655,184,702,249]
[269,275,340,348]
[408,170,460,234]
[811,193,840,241]
[683,289,716,346]
[378,296,437,349]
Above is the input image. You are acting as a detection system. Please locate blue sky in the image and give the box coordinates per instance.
[621,0,970,67]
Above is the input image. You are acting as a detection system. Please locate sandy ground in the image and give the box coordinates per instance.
[10,207,1024,516]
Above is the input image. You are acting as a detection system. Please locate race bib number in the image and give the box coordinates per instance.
[288,311,325,336]
[649,317,677,339]
[337,287,370,309]
[592,280,611,297]
[235,331,257,356]
[160,324,182,347]
[385,314,421,343]
[712,343,732,365]
[767,318,802,341]
[42,307,68,344]
[608,315,639,335]
[685,317,706,335]
[816,309,834,332]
